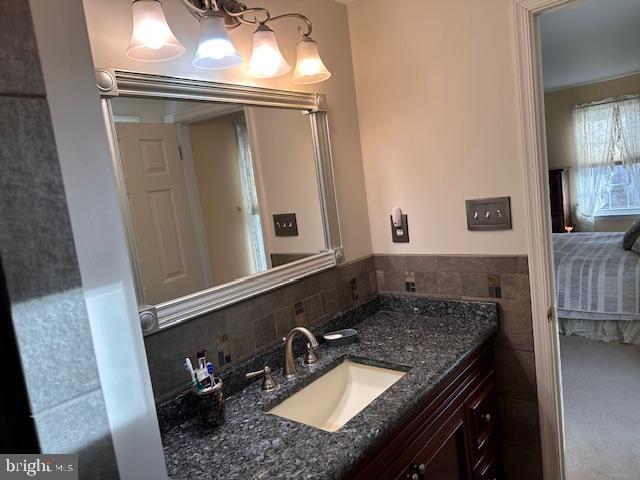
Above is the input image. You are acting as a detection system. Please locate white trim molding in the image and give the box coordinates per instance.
[513,1,586,479]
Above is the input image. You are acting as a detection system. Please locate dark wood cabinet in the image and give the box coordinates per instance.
[549,168,571,233]
[345,341,500,480]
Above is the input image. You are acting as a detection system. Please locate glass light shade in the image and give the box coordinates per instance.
[192,15,241,70]
[126,0,185,62]
[292,37,331,84]
[247,24,291,78]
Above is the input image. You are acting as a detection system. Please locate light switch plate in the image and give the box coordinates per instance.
[466,197,512,231]
[273,213,299,236]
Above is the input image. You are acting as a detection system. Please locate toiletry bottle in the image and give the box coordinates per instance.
[195,350,212,388]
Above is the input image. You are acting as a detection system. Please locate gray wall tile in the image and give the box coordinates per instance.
[416,271,438,293]
[0,0,45,96]
[501,274,531,300]
[374,254,437,272]
[437,255,489,273]
[11,289,101,414]
[34,389,118,479]
[254,314,277,348]
[483,256,519,274]
[0,97,80,302]
[303,294,323,325]
[495,347,538,402]
[435,272,463,296]
[517,255,529,274]
[229,320,257,361]
[500,397,541,451]
[274,305,296,338]
[503,443,543,480]
[496,299,534,352]
[461,273,491,298]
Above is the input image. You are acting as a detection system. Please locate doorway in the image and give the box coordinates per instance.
[514,0,640,479]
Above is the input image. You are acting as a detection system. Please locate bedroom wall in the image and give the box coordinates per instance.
[246,107,325,257]
[81,0,372,263]
[545,72,640,232]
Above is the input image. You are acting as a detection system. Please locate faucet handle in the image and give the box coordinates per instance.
[245,366,278,392]
[304,342,319,365]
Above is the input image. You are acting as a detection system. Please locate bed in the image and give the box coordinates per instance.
[553,232,640,344]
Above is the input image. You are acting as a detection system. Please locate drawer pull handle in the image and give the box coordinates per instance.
[483,413,492,422]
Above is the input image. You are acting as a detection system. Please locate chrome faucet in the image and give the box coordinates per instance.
[283,327,319,379]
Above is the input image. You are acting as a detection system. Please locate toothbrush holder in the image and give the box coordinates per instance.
[192,377,225,428]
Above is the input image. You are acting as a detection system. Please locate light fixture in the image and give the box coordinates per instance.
[192,15,241,70]
[292,36,331,85]
[127,0,331,84]
[247,24,290,78]
[126,0,185,62]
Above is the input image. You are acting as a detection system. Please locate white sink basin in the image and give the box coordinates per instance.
[268,359,406,432]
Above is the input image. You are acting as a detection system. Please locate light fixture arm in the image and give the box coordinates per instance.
[267,13,312,37]
[180,0,313,36]
[222,5,271,25]
[179,0,209,20]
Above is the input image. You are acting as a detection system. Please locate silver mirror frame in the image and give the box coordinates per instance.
[96,69,343,332]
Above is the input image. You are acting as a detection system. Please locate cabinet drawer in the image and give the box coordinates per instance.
[466,374,497,463]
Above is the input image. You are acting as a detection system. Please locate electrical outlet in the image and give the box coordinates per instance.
[390,214,409,242]
[273,213,299,236]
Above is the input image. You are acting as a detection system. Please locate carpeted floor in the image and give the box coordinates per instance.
[560,335,640,480]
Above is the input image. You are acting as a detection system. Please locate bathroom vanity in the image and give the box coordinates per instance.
[160,296,499,479]
[94,71,501,479]
[345,330,498,480]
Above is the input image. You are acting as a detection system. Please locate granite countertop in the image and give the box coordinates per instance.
[162,299,497,479]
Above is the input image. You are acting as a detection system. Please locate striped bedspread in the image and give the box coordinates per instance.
[553,232,640,321]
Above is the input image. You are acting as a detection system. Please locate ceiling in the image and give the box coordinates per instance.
[540,0,640,91]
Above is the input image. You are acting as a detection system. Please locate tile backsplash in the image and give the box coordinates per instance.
[144,256,376,402]
[374,253,542,480]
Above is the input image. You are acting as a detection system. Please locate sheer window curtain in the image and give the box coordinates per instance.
[234,116,268,273]
[618,97,640,190]
[573,102,616,230]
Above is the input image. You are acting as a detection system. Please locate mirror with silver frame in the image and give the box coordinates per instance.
[97,70,342,333]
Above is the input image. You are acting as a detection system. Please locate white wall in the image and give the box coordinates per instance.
[348,0,527,255]
[82,0,372,262]
[246,106,325,255]
[188,113,255,283]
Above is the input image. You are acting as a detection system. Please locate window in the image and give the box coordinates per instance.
[598,164,640,215]
[573,96,640,223]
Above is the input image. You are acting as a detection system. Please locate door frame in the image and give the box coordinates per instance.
[513,1,586,479]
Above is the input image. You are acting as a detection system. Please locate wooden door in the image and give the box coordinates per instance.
[116,123,206,305]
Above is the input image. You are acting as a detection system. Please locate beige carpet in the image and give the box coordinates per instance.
[560,335,640,480]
